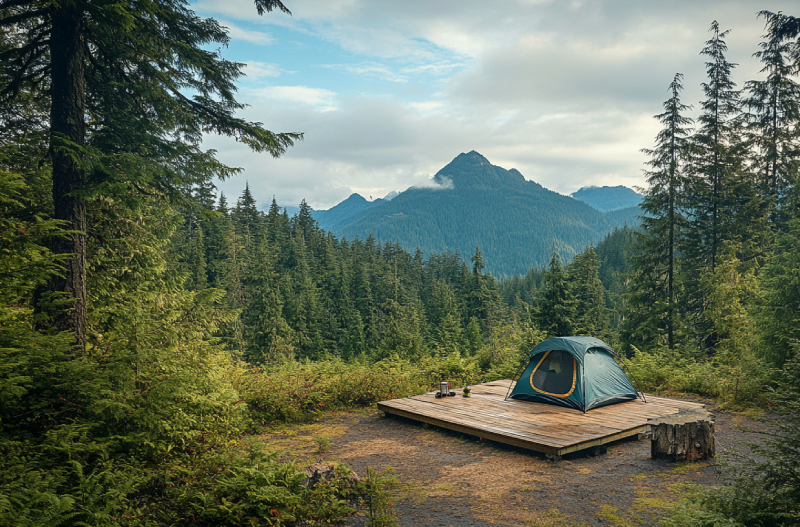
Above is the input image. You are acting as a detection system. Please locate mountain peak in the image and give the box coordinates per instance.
[453,150,491,166]
[342,193,368,204]
[434,151,528,189]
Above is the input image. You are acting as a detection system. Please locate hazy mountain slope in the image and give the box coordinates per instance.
[325,151,641,277]
[571,185,643,211]
[603,205,642,227]
[313,193,386,232]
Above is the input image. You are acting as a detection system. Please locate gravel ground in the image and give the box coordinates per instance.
[256,399,767,527]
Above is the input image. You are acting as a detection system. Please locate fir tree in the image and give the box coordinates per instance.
[747,11,800,222]
[0,0,300,348]
[187,223,208,291]
[242,230,294,364]
[756,219,800,366]
[626,74,693,350]
[686,21,743,275]
[536,250,576,337]
[682,22,761,351]
[568,247,609,338]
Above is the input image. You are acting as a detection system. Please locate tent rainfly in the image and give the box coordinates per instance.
[508,336,640,412]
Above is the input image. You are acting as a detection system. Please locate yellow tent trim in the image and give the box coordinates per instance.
[529,350,577,398]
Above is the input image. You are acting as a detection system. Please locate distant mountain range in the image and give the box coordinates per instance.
[570,185,643,211]
[271,152,642,277]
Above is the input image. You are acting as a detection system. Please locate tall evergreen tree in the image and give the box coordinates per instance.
[686,21,743,275]
[536,250,576,337]
[744,13,800,215]
[242,230,294,364]
[0,0,300,348]
[626,74,693,350]
[756,219,800,366]
[567,247,609,338]
[682,22,763,351]
[467,246,501,331]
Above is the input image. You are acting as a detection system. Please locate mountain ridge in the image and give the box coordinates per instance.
[310,151,640,277]
[571,185,643,211]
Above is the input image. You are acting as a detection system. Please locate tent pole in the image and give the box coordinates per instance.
[504,361,526,401]
[620,361,647,403]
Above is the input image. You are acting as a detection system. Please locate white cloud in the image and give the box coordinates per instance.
[243,61,282,78]
[219,20,273,45]
[322,62,409,83]
[196,0,800,211]
[247,86,338,112]
[412,175,454,190]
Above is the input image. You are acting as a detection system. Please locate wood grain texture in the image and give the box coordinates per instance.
[377,379,705,457]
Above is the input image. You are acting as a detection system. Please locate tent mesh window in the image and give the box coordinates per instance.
[530,350,576,397]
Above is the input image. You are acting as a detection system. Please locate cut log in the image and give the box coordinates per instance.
[647,407,715,462]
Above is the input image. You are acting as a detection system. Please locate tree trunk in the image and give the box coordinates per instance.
[49,4,87,350]
[648,408,715,462]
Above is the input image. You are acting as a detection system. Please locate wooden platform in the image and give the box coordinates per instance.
[377,380,706,457]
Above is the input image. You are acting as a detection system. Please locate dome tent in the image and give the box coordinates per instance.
[508,336,640,412]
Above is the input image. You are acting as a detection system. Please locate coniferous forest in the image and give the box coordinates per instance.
[1,2,800,526]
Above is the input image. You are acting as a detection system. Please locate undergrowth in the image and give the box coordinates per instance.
[619,345,775,408]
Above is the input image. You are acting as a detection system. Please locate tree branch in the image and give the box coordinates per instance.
[0,7,47,26]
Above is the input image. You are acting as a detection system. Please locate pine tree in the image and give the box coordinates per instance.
[682,22,756,351]
[0,0,300,348]
[568,247,609,338]
[464,317,483,354]
[467,246,501,332]
[233,183,263,246]
[748,11,800,223]
[686,21,743,275]
[536,250,576,337]
[626,74,693,350]
[756,219,800,366]
[187,223,208,291]
[242,230,294,364]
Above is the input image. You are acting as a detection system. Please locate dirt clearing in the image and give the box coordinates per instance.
[255,399,766,526]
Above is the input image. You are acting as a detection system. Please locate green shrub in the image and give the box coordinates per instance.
[233,353,481,426]
[619,345,775,406]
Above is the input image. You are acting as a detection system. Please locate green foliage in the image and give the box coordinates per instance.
[662,349,800,527]
[756,220,800,366]
[620,345,773,406]
[4,6,800,526]
[566,246,610,338]
[356,467,399,527]
[177,184,505,364]
[234,353,481,425]
[625,73,692,350]
[535,250,576,337]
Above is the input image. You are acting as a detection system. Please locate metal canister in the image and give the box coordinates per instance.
[440,381,449,395]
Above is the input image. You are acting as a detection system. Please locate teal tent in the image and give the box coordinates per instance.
[508,336,640,412]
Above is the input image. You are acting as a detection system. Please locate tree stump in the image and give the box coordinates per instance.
[647,407,715,462]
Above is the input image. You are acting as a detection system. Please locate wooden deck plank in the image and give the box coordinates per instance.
[384,397,622,444]
[393,395,634,439]
[378,379,704,456]
[403,390,697,432]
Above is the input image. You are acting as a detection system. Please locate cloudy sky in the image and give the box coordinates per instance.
[193,0,797,210]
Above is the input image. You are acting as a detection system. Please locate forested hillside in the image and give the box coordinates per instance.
[2,1,800,526]
[318,151,640,277]
[180,186,508,362]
